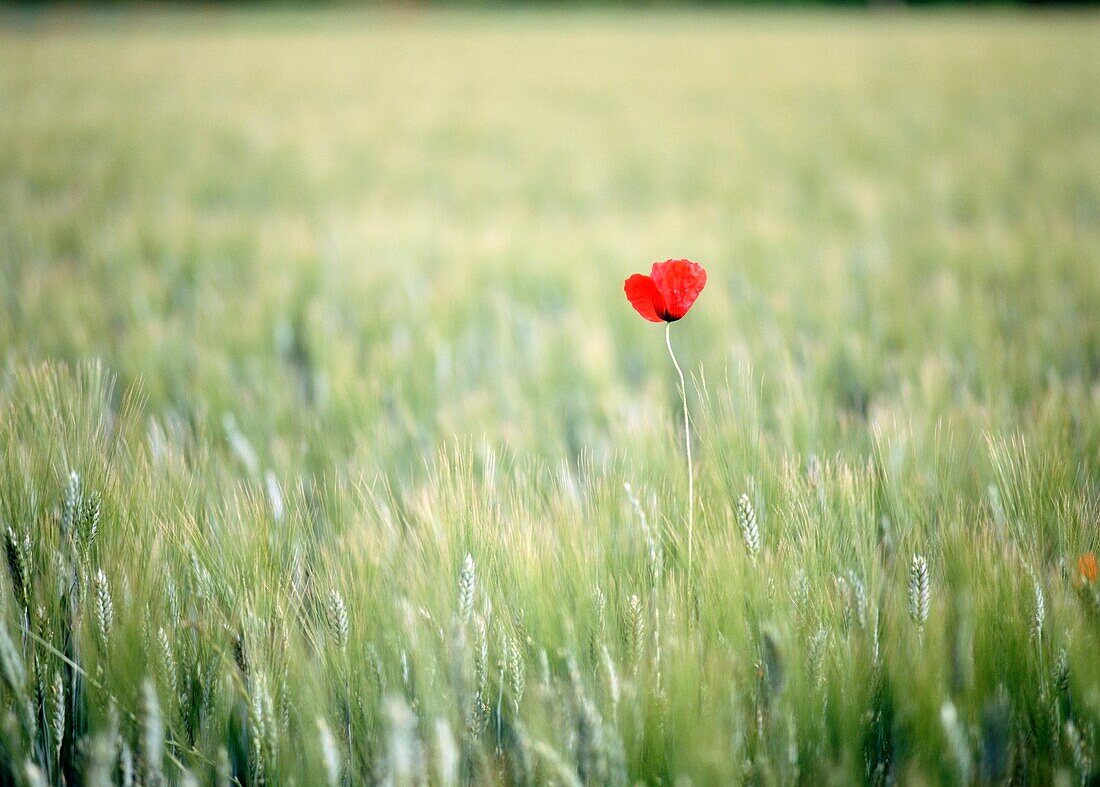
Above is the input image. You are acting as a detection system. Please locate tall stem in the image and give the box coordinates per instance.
[665,322,693,577]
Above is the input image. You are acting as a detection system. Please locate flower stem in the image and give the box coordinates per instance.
[665,322,693,578]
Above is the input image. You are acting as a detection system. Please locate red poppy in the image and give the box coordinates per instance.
[624,259,707,323]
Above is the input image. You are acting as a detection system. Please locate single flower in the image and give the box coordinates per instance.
[622,258,708,579]
[624,259,707,323]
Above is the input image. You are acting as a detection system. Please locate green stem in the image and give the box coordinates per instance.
[665,322,693,579]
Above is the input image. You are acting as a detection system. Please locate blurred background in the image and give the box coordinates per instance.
[3,5,1098,472]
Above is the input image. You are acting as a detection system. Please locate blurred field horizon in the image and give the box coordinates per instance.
[2,7,1099,785]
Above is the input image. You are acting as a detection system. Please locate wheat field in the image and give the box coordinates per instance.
[1,8,1099,784]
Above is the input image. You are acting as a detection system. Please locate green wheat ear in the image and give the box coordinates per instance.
[909,554,930,636]
[458,554,477,625]
[737,493,760,564]
[326,589,349,650]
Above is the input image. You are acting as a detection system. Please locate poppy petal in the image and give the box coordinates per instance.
[650,259,707,321]
[624,274,667,323]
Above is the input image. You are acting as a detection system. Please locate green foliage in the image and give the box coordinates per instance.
[1,9,1099,784]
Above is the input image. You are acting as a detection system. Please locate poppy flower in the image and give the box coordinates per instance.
[624,259,707,323]
[622,258,708,578]
[1079,552,1098,585]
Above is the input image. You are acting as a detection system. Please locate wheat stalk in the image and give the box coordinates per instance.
[81,490,101,551]
[317,717,341,787]
[471,614,489,731]
[847,571,868,631]
[0,620,34,738]
[326,589,349,650]
[120,740,135,787]
[93,569,113,650]
[50,670,65,760]
[155,627,177,699]
[384,694,425,786]
[909,554,930,635]
[626,594,645,673]
[61,471,81,538]
[601,644,621,714]
[433,717,459,787]
[458,554,477,624]
[807,628,829,689]
[138,678,165,787]
[83,708,120,787]
[215,747,230,787]
[508,632,526,714]
[367,644,387,697]
[249,671,270,783]
[4,526,31,611]
[940,701,972,783]
[737,493,760,564]
[1031,580,1045,641]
